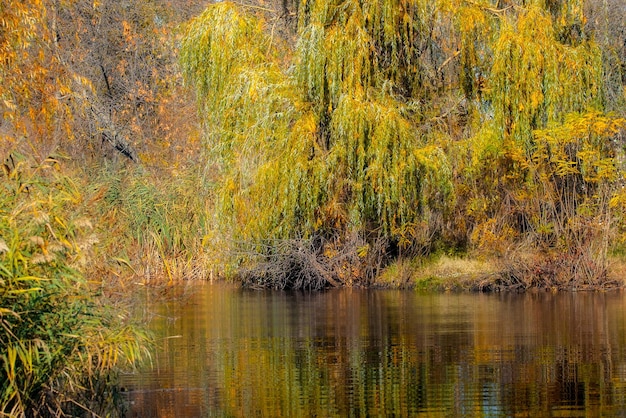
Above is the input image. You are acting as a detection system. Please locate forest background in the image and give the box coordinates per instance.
[0,0,625,414]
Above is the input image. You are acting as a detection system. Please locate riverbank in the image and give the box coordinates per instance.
[375,254,626,292]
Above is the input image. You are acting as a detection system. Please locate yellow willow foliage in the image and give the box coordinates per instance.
[246,113,322,239]
[180,3,271,112]
[291,0,457,240]
[489,5,603,150]
[181,2,299,259]
[183,0,623,270]
[242,93,454,245]
[296,0,444,113]
[454,0,587,103]
[456,2,497,101]
[181,1,454,255]
[180,2,295,211]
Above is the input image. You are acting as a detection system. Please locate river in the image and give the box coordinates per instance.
[121,284,626,417]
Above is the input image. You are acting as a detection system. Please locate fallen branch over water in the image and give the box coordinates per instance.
[238,239,336,290]
[237,234,387,290]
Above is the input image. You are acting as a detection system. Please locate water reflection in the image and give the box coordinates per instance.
[122,285,626,417]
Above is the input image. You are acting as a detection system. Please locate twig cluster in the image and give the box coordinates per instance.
[237,233,388,290]
[478,248,621,292]
[239,239,334,290]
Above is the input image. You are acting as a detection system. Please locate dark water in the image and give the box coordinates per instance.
[122,284,626,417]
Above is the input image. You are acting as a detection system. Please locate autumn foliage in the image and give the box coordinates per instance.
[1,1,624,414]
[0,1,207,415]
[0,0,625,292]
[182,0,626,289]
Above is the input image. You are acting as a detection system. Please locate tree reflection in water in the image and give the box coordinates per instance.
[122,285,626,417]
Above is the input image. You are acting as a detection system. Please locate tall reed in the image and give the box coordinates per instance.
[0,156,151,417]
[85,162,211,283]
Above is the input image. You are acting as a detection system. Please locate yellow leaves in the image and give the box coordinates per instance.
[536,111,625,147]
[588,157,616,182]
[529,90,543,111]
[590,115,626,137]
[467,196,489,218]
[248,83,258,101]
[609,189,626,210]
[552,159,578,177]
[556,0,584,29]
[487,3,605,155]
[320,15,371,104]
[530,112,623,183]
[470,217,517,256]
[299,111,318,136]
[469,123,502,169]
[2,98,17,113]
[181,2,281,115]
[0,0,75,150]
[458,6,486,33]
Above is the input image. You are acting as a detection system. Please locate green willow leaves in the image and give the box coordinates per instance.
[182,0,625,288]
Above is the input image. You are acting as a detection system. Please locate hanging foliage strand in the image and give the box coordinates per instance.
[182,0,625,289]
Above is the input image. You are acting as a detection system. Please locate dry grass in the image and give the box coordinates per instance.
[375,251,626,292]
[419,256,499,282]
[606,256,626,287]
[77,162,213,287]
[375,255,501,290]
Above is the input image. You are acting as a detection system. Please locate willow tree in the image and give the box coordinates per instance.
[182,0,624,288]
[464,2,625,287]
[181,1,455,286]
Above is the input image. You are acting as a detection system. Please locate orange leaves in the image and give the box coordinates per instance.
[121,19,138,48]
[0,0,75,156]
[122,19,132,40]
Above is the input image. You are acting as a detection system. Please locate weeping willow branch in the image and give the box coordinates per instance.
[181,0,624,289]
